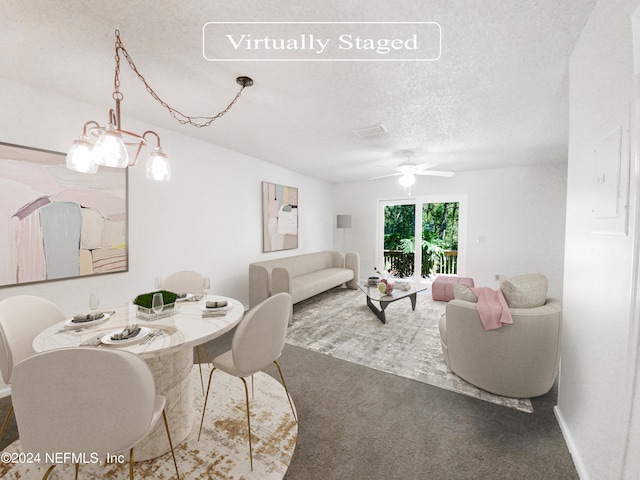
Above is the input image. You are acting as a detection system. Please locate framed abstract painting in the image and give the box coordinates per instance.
[262,182,298,252]
[0,142,128,287]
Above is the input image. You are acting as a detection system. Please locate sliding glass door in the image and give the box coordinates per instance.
[379,195,466,279]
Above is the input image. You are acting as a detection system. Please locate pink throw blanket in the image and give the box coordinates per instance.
[470,287,513,330]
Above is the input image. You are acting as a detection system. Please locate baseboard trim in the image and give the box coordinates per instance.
[554,405,590,480]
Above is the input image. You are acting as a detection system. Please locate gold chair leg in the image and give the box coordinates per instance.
[129,448,135,480]
[240,377,253,471]
[0,404,13,440]
[195,346,204,395]
[198,367,217,441]
[201,343,210,364]
[274,360,297,423]
[75,463,79,480]
[162,409,181,479]
[42,465,56,480]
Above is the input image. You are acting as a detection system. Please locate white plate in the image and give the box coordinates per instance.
[175,293,194,302]
[63,313,110,330]
[101,326,152,346]
[201,303,232,312]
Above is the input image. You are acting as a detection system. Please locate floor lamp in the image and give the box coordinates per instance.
[337,214,352,254]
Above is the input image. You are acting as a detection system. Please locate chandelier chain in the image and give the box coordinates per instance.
[113,31,247,128]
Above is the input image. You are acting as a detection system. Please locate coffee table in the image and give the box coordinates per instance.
[357,280,430,324]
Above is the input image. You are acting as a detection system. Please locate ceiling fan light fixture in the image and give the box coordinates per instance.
[399,172,416,187]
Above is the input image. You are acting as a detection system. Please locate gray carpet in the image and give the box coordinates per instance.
[286,287,533,413]
[274,344,577,480]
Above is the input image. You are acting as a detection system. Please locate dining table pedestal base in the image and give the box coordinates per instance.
[135,348,194,461]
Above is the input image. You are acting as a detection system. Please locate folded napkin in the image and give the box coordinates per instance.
[205,300,228,309]
[177,292,188,299]
[110,324,141,341]
[72,312,105,323]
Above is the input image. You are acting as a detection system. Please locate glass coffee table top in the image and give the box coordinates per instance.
[357,280,430,324]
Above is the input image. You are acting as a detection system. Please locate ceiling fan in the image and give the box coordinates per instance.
[368,151,454,187]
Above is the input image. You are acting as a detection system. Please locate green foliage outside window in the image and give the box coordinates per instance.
[383,202,459,276]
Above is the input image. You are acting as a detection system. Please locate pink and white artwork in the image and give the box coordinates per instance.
[0,143,127,287]
[262,182,298,252]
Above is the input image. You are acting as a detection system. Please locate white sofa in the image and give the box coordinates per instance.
[249,251,359,308]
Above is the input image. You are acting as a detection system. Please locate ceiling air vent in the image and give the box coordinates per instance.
[353,124,388,138]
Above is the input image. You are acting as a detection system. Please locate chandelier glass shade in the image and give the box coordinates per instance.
[66,30,252,181]
[91,123,129,168]
[146,146,171,182]
[66,134,98,173]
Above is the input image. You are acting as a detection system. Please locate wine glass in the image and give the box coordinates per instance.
[152,292,164,320]
[89,292,100,319]
[203,277,211,301]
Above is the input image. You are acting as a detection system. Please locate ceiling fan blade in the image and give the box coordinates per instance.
[414,170,455,177]
[415,162,438,170]
[368,172,402,180]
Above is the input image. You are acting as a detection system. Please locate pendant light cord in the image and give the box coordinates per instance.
[113,30,250,129]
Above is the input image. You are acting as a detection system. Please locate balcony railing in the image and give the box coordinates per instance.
[383,250,458,277]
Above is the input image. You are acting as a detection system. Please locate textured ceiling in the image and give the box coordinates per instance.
[0,0,597,184]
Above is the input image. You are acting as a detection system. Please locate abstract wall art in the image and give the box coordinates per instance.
[262,182,298,252]
[0,142,128,287]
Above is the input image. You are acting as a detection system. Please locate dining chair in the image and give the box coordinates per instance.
[11,347,180,480]
[197,292,297,471]
[0,295,65,442]
[159,270,211,393]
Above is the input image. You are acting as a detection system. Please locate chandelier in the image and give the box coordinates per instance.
[66,30,253,181]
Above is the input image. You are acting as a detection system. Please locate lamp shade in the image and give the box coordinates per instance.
[337,215,352,229]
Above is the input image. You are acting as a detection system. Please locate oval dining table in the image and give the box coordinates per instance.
[32,295,244,461]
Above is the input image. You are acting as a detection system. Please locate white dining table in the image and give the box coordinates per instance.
[32,295,244,461]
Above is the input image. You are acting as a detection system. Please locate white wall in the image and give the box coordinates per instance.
[557,0,640,479]
[0,78,334,314]
[333,163,567,298]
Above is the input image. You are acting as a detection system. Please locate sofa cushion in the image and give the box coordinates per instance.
[453,283,478,303]
[290,268,354,304]
[499,274,548,308]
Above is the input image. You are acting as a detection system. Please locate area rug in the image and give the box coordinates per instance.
[286,287,533,413]
[0,366,298,479]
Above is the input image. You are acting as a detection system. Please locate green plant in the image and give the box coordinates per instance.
[133,290,178,309]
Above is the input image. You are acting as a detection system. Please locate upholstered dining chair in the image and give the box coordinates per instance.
[11,347,180,480]
[197,292,297,471]
[159,270,210,393]
[0,295,65,442]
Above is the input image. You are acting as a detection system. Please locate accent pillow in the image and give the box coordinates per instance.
[453,283,478,303]
[499,274,548,308]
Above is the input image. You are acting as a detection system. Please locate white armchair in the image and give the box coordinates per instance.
[439,274,562,398]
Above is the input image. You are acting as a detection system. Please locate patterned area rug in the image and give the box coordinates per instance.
[0,366,297,479]
[286,287,533,413]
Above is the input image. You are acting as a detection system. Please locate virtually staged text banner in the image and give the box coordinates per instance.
[202,22,441,61]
